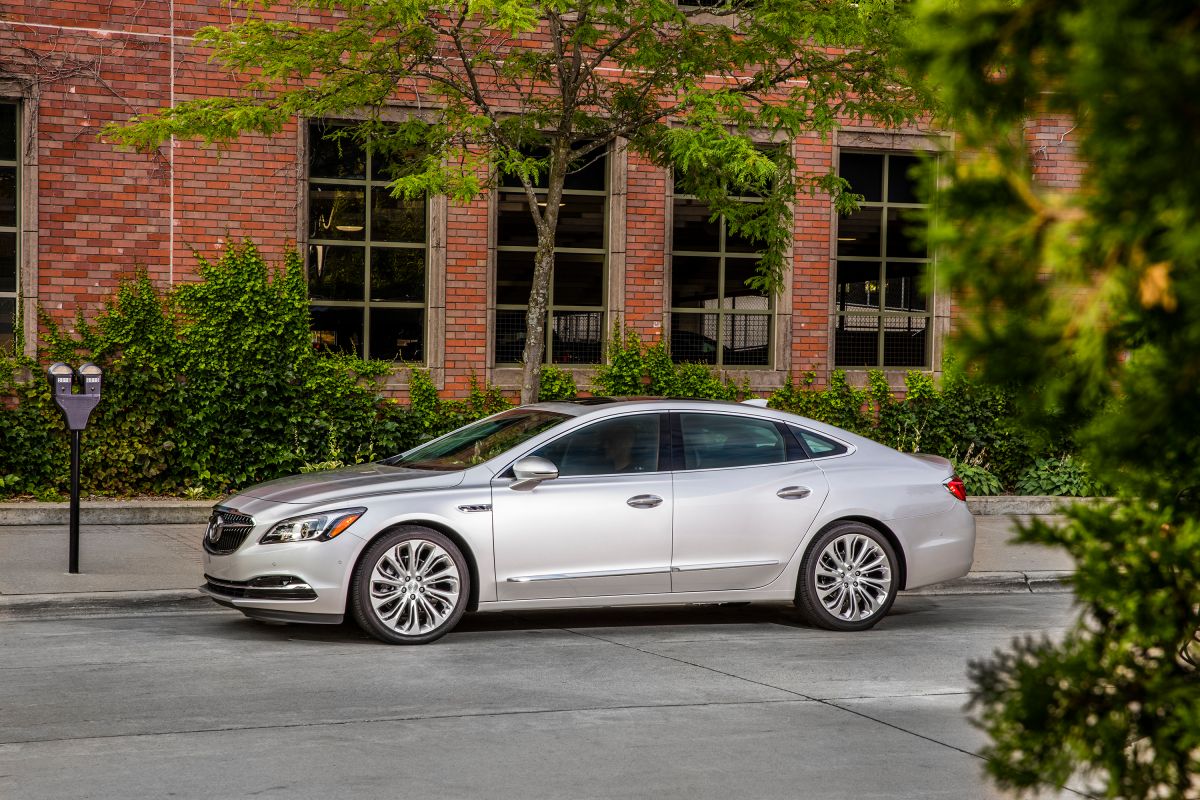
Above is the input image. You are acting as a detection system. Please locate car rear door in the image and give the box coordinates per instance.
[670,411,830,593]
[491,412,673,601]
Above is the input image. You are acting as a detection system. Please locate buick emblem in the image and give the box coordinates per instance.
[206,515,225,543]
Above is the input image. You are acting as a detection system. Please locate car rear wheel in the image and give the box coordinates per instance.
[796,522,898,632]
[350,527,470,645]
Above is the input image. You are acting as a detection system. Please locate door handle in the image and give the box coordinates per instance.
[777,486,812,500]
[627,494,663,509]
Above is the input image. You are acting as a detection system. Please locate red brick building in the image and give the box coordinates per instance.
[0,2,1083,397]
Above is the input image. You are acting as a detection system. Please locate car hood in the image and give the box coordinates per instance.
[233,463,466,506]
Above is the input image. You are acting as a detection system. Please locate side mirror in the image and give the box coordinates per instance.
[511,456,559,491]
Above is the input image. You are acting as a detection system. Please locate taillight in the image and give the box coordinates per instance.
[944,476,967,502]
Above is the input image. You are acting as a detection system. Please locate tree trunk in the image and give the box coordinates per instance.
[518,141,570,404]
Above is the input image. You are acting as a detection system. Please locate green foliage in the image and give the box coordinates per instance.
[0,355,70,496]
[537,364,578,401]
[592,326,743,400]
[404,367,512,443]
[769,367,1040,490]
[593,326,650,396]
[0,242,409,496]
[1014,456,1104,499]
[908,0,1200,795]
[775,369,873,435]
[969,501,1200,799]
[952,460,1003,498]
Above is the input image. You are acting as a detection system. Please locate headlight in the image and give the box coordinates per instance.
[259,508,366,545]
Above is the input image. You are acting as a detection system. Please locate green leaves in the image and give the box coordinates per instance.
[909,1,1200,796]
[1014,455,1104,499]
[971,500,1200,798]
[0,242,407,496]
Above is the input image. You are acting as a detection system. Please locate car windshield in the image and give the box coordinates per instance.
[380,409,571,471]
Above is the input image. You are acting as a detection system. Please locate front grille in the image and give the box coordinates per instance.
[203,508,255,555]
[203,574,318,601]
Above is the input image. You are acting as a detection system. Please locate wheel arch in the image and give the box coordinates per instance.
[807,516,909,591]
[349,520,482,613]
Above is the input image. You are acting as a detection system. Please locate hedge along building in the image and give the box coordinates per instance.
[0,2,1082,398]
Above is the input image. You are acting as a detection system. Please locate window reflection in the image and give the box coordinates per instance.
[306,122,428,362]
[834,151,932,368]
[494,146,608,364]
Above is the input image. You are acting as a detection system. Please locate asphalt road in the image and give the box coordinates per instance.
[0,594,1087,800]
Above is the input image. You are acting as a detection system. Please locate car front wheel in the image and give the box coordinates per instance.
[350,527,470,645]
[796,522,898,632]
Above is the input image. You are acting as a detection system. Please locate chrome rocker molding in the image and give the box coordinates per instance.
[506,560,781,583]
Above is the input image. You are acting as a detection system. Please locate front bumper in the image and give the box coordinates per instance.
[201,515,367,622]
[200,583,344,624]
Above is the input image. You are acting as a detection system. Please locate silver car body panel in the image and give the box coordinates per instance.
[670,458,830,592]
[201,399,975,621]
[492,470,674,600]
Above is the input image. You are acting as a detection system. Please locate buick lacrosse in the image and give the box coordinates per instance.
[201,399,975,644]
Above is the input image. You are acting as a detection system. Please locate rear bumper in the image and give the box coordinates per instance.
[893,503,976,590]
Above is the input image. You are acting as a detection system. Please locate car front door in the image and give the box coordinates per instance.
[670,411,830,593]
[491,412,673,601]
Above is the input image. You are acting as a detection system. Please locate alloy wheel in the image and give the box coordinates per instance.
[369,538,462,636]
[813,533,893,622]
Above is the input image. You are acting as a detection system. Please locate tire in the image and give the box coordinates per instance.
[350,526,470,645]
[796,521,898,632]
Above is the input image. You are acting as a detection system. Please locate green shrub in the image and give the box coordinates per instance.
[0,357,70,496]
[405,367,511,444]
[538,364,578,401]
[768,370,874,435]
[592,325,745,400]
[1015,455,1105,498]
[769,365,1055,493]
[954,461,1004,497]
[0,241,406,496]
[592,325,650,396]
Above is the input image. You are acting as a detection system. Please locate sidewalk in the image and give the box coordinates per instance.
[0,499,1079,620]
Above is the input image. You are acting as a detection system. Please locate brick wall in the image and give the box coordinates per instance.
[1025,114,1084,190]
[1,1,1076,399]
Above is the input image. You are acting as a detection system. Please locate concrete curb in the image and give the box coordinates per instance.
[0,572,1075,621]
[0,501,213,525]
[0,588,217,621]
[2,496,1108,526]
[905,570,1073,596]
[966,496,1107,515]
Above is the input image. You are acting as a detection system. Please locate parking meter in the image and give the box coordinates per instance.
[47,362,103,573]
[48,361,101,432]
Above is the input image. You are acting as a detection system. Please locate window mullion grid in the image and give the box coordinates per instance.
[877,193,887,368]
[0,104,17,345]
[496,181,608,366]
[363,148,373,359]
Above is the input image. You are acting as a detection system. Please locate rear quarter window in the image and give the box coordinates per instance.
[791,426,849,458]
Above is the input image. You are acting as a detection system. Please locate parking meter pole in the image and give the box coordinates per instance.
[69,429,81,574]
[47,361,101,575]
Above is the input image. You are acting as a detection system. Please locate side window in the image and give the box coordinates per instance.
[791,426,849,458]
[679,413,788,470]
[529,415,661,477]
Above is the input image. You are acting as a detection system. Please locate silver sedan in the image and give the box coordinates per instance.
[200,399,975,644]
